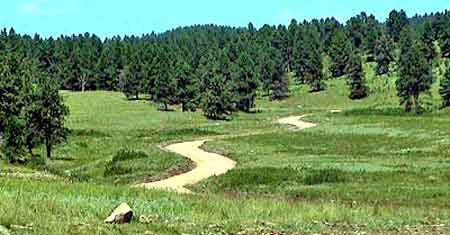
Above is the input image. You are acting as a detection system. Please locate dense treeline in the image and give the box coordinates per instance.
[1,9,450,162]
[1,10,450,115]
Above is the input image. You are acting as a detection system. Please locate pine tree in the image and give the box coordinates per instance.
[365,14,381,56]
[118,52,142,100]
[175,59,199,112]
[294,26,325,92]
[230,50,259,112]
[440,63,450,108]
[422,21,437,63]
[199,51,234,120]
[441,26,450,58]
[329,30,352,78]
[374,34,394,76]
[25,75,70,159]
[386,10,409,42]
[396,29,433,113]
[259,46,288,100]
[0,54,31,162]
[345,52,368,99]
[154,50,177,111]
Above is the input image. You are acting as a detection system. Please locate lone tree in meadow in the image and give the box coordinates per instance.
[345,52,368,99]
[26,76,70,159]
[374,34,395,76]
[440,63,450,108]
[396,29,434,113]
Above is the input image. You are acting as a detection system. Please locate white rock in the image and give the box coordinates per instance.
[104,203,133,224]
[0,225,10,235]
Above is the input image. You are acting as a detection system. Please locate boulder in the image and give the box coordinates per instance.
[104,203,133,224]
[0,225,10,235]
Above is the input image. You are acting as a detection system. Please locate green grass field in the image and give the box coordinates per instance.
[1,71,450,234]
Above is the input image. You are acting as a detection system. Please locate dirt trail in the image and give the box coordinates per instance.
[136,140,236,193]
[137,112,336,193]
[278,115,317,130]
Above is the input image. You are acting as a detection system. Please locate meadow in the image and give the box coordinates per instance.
[1,70,450,234]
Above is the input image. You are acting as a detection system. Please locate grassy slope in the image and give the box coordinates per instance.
[1,70,450,234]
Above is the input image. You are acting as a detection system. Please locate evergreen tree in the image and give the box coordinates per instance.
[230,49,259,112]
[329,30,352,78]
[365,14,382,56]
[374,34,394,75]
[441,26,450,58]
[0,54,31,162]
[386,9,409,42]
[346,12,367,49]
[294,26,325,92]
[259,46,288,100]
[440,63,450,108]
[199,51,234,120]
[422,21,437,63]
[118,51,143,100]
[154,51,177,111]
[175,59,199,112]
[25,75,70,159]
[345,52,368,99]
[396,29,433,113]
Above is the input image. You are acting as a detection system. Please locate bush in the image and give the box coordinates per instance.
[104,149,149,176]
[303,168,347,185]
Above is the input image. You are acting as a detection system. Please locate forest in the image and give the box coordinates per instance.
[1,9,450,162]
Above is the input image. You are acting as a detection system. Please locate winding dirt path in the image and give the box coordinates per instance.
[137,112,336,193]
[136,140,236,193]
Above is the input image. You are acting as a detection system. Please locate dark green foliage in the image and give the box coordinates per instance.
[396,29,434,113]
[329,31,352,78]
[422,21,437,63]
[154,50,177,111]
[119,58,142,100]
[441,26,450,58]
[440,63,450,108]
[345,52,368,99]
[0,53,69,162]
[25,76,70,159]
[175,60,199,112]
[374,34,394,76]
[293,25,325,92]
[386,9,409,42]
[230,48,259,112]
[346,12,368,49]
[0,54,34,162]
[199,52,234,120]
[258,42,289,100]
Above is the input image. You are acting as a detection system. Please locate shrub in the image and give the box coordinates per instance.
[303,168,347,185]
[104,149,149,176]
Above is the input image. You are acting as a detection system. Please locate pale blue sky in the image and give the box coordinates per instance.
[1,0,449,38]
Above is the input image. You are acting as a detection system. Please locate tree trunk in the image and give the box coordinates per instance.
[80,75,87,93]
[412,93,419,113]
[45,139,52,159]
